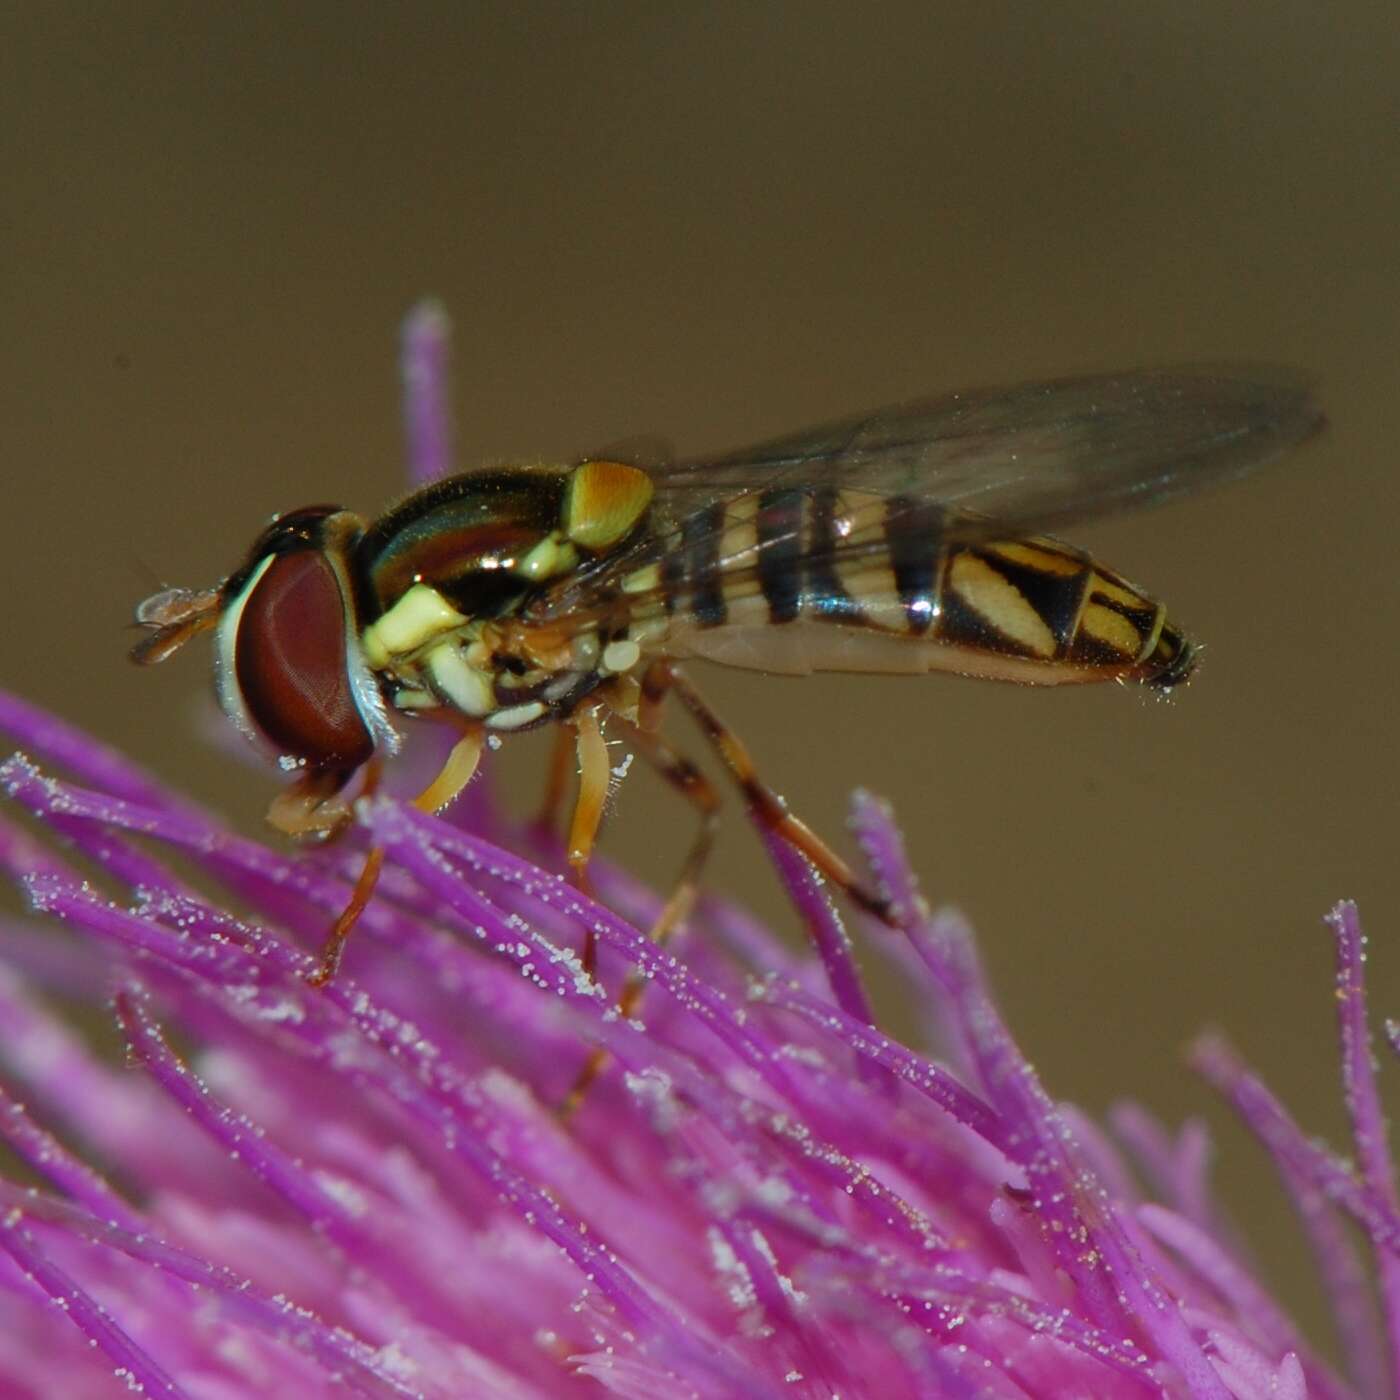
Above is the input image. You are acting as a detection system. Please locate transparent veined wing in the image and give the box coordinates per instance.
[528,367,1323,626]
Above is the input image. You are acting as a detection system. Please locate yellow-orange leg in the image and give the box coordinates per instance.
[664,664,896,926]
[558,715,721,1118]
[307,847,387,988]
[308,726,485,987]
[268,756,384,841]
[534,724,575,833]
[567,704,611,979]
[415,727,487,815]
[608,714,722,956]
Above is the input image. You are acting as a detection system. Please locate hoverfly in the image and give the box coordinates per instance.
[132,367,1322,998]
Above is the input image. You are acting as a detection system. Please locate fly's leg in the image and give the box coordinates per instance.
[559,712,721,1118]
[636,655,673,733]
[613,717,722,951]
[665,663,896,927]
[534,724,575,833]
[308,726,485,987]
[267,759,381,842]
[414,726,488,816]
[567,703,611,979]
[307,847,387,988]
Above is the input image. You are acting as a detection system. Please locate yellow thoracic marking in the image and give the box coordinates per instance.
[425,643,495,717]
[516,534,560,581]
[622,563,661,595]
[487,700,545,731]
[1080,601,1143,658]
[987,541,1082,576]
[515,533,580,583]
[362,584,466,668]
[601,639,640,674]
[948,554,1057,657]
[566,460,654,551]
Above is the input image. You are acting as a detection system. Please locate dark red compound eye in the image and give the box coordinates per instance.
[233,549,374,770]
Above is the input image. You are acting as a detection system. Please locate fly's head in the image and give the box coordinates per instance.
[131,460,656,820]
[132,505,398,835]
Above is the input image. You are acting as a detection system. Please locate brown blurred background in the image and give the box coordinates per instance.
[3,2,1398,1344]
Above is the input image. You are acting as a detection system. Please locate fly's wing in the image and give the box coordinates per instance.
[657,367,1322,527]
[528,367,1323,625]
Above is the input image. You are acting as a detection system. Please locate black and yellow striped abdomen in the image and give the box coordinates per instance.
[641,487,1194,689]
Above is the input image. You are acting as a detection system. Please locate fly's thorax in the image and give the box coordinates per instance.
[367,615,650,743]
[380,620,639,732]
[352,458,654,728]
[357,459,653,619]
[356,459,653,660]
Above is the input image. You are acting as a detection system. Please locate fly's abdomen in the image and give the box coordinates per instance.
[952,538,1196,688]
[647,488,1195,688]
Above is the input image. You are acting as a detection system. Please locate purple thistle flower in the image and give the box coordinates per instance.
[0,307,1392,1398]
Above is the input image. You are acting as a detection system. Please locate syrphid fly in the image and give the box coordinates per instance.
[132,367,1323,1011]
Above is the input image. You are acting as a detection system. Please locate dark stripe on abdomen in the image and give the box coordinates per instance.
[978,548,1091,656]
[659,536,684,615]
[756,488,804,624]
[683,502,727,627]
[884,496,945,634]
[1088,591,1158,633]
[805,489,864,623]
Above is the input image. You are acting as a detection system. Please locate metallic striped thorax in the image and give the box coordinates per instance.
[352,459,655,735]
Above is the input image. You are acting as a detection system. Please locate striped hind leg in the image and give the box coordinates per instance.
[660,663,896,927]
[617,719,722,949]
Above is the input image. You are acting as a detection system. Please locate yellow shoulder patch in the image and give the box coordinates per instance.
[361,583,466,668]
[564,460,654,551]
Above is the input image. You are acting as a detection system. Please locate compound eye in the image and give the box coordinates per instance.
[228,549,374,771]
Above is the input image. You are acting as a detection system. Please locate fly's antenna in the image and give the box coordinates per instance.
[129,586,223,666]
